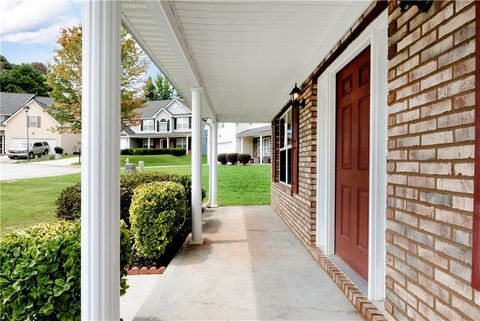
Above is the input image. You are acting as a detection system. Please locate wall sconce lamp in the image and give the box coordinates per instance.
[290,82,305,108]
[399,0,433,13]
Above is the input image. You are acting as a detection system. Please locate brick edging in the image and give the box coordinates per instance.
[127,265,166,275]
[307,246,386,321]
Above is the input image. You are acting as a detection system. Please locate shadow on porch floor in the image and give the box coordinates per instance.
[120,206,362,321]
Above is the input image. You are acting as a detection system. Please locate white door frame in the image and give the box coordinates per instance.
[316,11,387,301]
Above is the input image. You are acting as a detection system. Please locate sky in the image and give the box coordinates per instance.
[0,0,159,78]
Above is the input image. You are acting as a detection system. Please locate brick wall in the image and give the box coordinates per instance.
[271,78,317,247]
[386,1,479,320]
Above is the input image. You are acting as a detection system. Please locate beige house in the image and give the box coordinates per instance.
[0,92,81,155]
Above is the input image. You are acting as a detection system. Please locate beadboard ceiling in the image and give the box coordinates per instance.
[122,0,371,122]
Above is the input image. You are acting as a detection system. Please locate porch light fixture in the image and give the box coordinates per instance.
[290,82,305,108]
[399,0,433,13]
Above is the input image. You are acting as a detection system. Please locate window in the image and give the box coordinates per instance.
[256,137,271,157]
[158,118,168,132]
[176,137,186,148]
[176,117,189,131]
[142,138,153,148]
[0,115,8,123]
[279,108,292,185]
[142,119,154,131]
[28,116,40,128]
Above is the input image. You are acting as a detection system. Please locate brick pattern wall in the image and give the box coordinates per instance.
[386,1,479,320]
[271,78,317,247]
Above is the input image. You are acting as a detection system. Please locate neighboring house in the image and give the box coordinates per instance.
[236,125,271,164]
[0,92,81,155]
[217,122,271,163]
[121,99,207,155]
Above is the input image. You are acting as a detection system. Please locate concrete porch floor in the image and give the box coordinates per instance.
[121,206,362,321]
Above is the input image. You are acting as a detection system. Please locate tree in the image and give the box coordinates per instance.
[46,26,149,133]
[144,76,158,101]
[0,55,12,72]
[31,62,48,75]
[0,63,50,95]
[155,74,173,100]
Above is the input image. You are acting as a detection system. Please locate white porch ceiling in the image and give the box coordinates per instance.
[122,1,372,122]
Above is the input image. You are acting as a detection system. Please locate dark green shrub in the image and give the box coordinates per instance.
[55,183,81,220]
[55,172,205,226]
[130,181,186,259]
[120,148,186,156]
[227,153,239,165]
[217,153,227,165]
[54,146,64,154]
[0,221,132,321]
[170,148,186,156]
[238,153,251,165]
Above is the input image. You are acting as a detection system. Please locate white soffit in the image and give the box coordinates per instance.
[122,1,372,122]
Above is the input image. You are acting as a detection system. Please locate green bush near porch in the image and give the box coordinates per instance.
[0,220,132,321]
[130,181,187,259]
[54,172,205,226]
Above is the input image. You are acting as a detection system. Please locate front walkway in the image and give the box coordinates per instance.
[121,206,362,320]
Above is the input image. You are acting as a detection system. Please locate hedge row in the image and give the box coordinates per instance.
[0,221,132,320]
[55,172,205,226]
[121,148,186,156]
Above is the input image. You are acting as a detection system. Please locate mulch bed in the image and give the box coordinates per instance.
[127,218,191,275]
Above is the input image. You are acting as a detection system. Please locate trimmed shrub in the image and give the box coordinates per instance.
[120,148,186,156]
[54,146,64,155]
[170,148,187,157]
[238,153,251,165]
[130,181,186,259]
[0,220,132,320]
[55,183,81,220]
[217,153,227,165]
[55,172,205,226]
[227,153,239,165]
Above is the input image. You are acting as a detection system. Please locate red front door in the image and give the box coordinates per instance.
[335,46,370,281]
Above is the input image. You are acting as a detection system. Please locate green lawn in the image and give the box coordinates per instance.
[120,155,207,167]
[0,164,271,235]
[0,174,81,235]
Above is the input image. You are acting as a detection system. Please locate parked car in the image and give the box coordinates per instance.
[8,141,50,159]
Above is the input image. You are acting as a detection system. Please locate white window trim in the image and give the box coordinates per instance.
[176,117,189,131]
[316,11,387,302]
[176,137,186,148]
[142,119,155,132]
[158,118,168,132]
[279,107,292,186]
[29,115,39,128]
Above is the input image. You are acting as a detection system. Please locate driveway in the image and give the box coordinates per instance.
[0,156,80,181]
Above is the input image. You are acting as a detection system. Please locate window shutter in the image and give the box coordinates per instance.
[37,116,41,128]
[167,120,170,131]
[189,117,192,129]
[271,119,278,182]
[157,120,159,132]
[140,121,143,131]
[291,107,299,194]
[174,118,177,130]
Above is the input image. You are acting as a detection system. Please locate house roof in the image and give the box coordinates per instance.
[237,125,272,138]
[137,99,191,118]
[0,92,54,115]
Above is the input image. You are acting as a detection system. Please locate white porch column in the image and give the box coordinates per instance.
[240,137,244,154]
[81,1,120,320]
[210,120,218,207]
[147,137,151,148]
[167,137,170,148]
[185,135,189,154]
[259,135,263,164]
[205,122,212,206]
[191,88,203,243]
